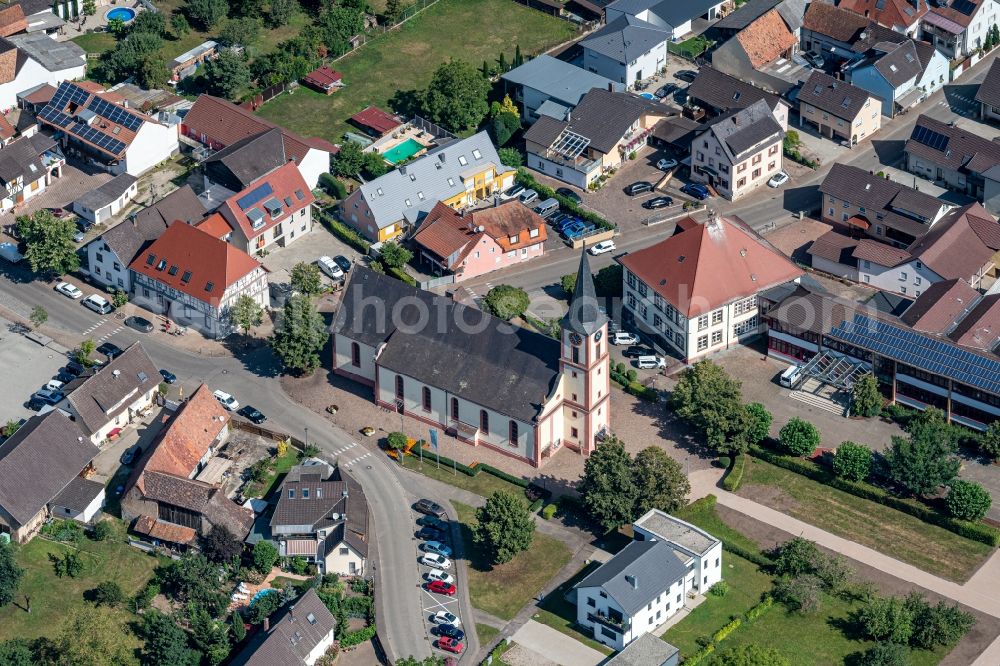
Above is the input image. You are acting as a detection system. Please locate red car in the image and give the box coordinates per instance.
[437,636,464,654]
[427,580,457,596]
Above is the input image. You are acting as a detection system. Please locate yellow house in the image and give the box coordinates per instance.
[340,131,515,242]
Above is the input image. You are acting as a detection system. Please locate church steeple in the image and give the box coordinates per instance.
[563,247,608,336]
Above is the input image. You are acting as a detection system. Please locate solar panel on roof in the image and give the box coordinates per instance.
[38,106,72,129]
[87,96,143,132]
[952,0,976,15]
[237,182,274,210]
[912,125,949,152]
[68,121,126,156]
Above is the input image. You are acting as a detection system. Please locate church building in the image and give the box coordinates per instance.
[331,250,611,467]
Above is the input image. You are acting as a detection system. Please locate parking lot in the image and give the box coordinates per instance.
[0,317,69,425]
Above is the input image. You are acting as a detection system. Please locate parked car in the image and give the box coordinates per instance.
[622,345,653,359]
[675,69,697,82]
[564,222,597,240]
[424,569,455,585]
[420,553,452,569]
[317,256,344,280]
[637,355,667,370]
[416,515,447,530]
[767,172,790,188]
[519,189,539,204]
[643,196,673,210]
[655,83,680,99]
[159,369,177,384]
[65,360,87,377]
[501,184,525,200]
[625,181,653,196]
[120,445,141,466]
[433,624,465,641]
[555,187,582,204]
[426,580,457,596]
[237,405,266,424]
[555,216,580,232]
[213,389,240,411]
[803,50,825,68]
[415,526,446,541]
[332,255,352,273]
[437,637,464,654]
[43,379,65,392]
[55,370,76,384]
[420,541,453,558]
[612,331,640,345]
[97,342,123,360]
[588,240,616,255]
[656,158,678,171]
[75,217,94,232]
[431,611,460,626]
[681,183,710,200]
[55,281,83,299]
[414,499,447,519]
[534,197,560,218]
[82,294,113,315]
[549,212,571,227]
[125,316,153,333]
[30,389,64,406]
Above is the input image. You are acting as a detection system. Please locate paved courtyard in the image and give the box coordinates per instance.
[0,317,68,425]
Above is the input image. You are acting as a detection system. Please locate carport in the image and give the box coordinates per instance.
[787,350,871,415]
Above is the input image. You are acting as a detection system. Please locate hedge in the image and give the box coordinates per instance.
[415,448,477,477]
[339,625,376,648]
[479,463,529,488]
[744,595,774,623]
[684,643,715,666]
[318,172,348,200]
[515,169,615,231]
[528,498,544,513]
[322,213,371,254]
[542,503,557,520]
[611,370,659,402]
[691,496,775,567]
[712,617,742,643]
[748,446,1000,547]
[722,454,747,492]
[386,265,416,286]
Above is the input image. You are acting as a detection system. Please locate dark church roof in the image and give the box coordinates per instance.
[563,247,608,336]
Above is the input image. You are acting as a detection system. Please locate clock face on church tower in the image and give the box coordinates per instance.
[594,330,603,342]
[569,333,583,345]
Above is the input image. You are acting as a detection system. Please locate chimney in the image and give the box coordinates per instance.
[625,574,638,589]
[438,152,446,163]
[399,165,406,175]
[608,82,614,92]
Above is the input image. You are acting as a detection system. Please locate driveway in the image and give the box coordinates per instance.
[509,620,604,666]
[0,316,68,424]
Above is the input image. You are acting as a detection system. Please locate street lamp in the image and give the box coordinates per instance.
[304,427,309,449]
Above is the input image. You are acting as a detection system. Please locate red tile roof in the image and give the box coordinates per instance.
[852,238,911,267]
[413,201,547,268]
[195,212,233,239]
[949,294,1000,350]
[907,203,1000,279]
[803,2,869,42]
[901,278,980,333]
[839,0,927,31]
[128,221,264,307]
[219,161,314,241]
[0,5,26,37]
[618,215,803,317]
[22,83,54,105]
[38,82,150,158]
[350,105,403,136]
[0,113,14,141]
[132,515,196,545]
[303,66,342,89]
[736,9,798,68]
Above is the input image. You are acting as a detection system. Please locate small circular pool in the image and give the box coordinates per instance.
[106,7,136,22]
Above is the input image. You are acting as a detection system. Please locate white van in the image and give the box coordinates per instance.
[82,294,113,315]
[779,364,801,388]
[637,355,666,370]
[534,197,560,218]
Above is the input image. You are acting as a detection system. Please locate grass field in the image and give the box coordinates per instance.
[258,0,576,142]
[246,447,301,499]
[404,456,528,500]
[0,532,160,642]
[452,500,571,620]
[476,622,500,646]
[739,458,992,582]
[534,562,615,656]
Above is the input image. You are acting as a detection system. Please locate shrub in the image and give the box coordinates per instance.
[541,504,557,520]
[722,454,746,492]
[858,643,909,666]
[946,480,992,521]
[528,498,544,513]
[478,464,529,488]
[386,432,409,451]
[712,617,742,642]
[92,520,117,542]
[773,574,823,614]
[133,581,159,610]
[684,642,715,666]
[717,456,732,469]
[288,556,309,575]
[318,173,347,200]
[779,418,820,456]
[859,596,914,644]
[339,624,376,648]
[91,581,125,607]
[708,580,730,597]
[772,537,820,577]
[832,441,872,482]
[253,541,279,574]
[323,213,370,254]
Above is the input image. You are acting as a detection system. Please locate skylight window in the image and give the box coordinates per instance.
[458,155,468,166]
[409,173,416,181]
[447,178,455,186]
[156,259,167,271]
[404,198,411,207]
[145,254,155,266]
[472,149,482,159]
[168,265,178,276]
[417,191,425,200]
[376,187,383,196]
[205,281,214,293]
[181,270,192,283]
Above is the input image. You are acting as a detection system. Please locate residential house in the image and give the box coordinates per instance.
[689,99,784,201]
[58,343,161,446]
[604,0,726,42]
[129,221,268,339]
[798,71,882,145]
[686,65,790,130]
[524,88,667,188]
[819,163,952,247]
[976,58,1000,122]
[500,54,623,124]
[168,41,217,83]
[37,81,179,176]
[713,0,806,42]
[0,4,27,37]
[711,7,802,94]
[0,32,84,111]
[182,94,335,188]
[413,200,547,281]
[904,114,1000,198]
[230,589,336,666]
[847,40,926,116]
[838,0,928,36]
[0,132,63,212]
[575,509,722,650]
[0,411,100,543]
[72,173,138,225]
[332,251,611,466]
[340,132,515,242]
[580,15,668,85]
[85,184,205,292]
[302,66,343,95]
[920,0,1000,59]
[270,459,369,576]
[619,215,803,361]
[22,0,69,31]
[122,384,254,544]
[49,476,106,525]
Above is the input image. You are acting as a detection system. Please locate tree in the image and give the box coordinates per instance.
[231,611,247,643]
[851,373,882,417]
[859,596,914,644]
[378,241,413,270]
[333,140,365,178]
[812,552,851,592]
[483,284,530,321]
[107,16,126,34]
[773,574,822,614]
[773,537,820,577]
[51,606,136,666]
[981,421,1000,461]
[253,541,279,574]
[187,0,229,30]
[709,643,791,666]
[311,5,365,54]
[832,441,872,481]
[473,490,536,564]
[161,554,229,616]
[129,9,166,36]
[387,431,409,450]
[170,12,191,36]
[271,295,327,373]
[189,606,231,665]
[76,338,96,367]
[743,403,772,448]
[290,262,323,296]
[93,520,117,541]
[0,639,36,666]
[202,525,244,563]
[16,210,80,275]
[909,598,974,649]
[99,31,164,88]
[29,305,47,329]
[885,409,960,496]
[204,50,251,100]
[945,480,992,521]
[857,643,909,666]
[362,151,389,178]
[0,541,24,607]
[490,110,520,147]
[419,59,490,132]
[778,418,820,456]
[111,289,128,309]
[384,0,405,23]
[498,147,523,167]
[594,264,623,298]
[246,589,282,624]
[230,294,264,336]
[82,0,96,15]
[668,361,748,453]
[579,436,637,532]
[560,272,577,296]
[91,581,125,607]
[219,17,262,47]
[141,610,200,666]
[632,446,689,515]
[267,0,298,27]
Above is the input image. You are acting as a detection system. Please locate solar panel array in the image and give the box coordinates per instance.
[953,0,976,15]
[69,121,126,156]
[551,129,591,160]
[912,125,949,152]
[49,82,90,111]
[87,97,143,132]
[828,314,1000,395]
[38,106,72,129]
[237,182,274,210]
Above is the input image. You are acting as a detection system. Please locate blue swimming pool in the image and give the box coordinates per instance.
[249,588,278,605]
[106,7,136,22]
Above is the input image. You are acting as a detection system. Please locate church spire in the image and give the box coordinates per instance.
[563,247,608,336]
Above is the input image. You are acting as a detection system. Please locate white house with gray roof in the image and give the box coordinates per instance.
[581,14,670,85]
[604,0,726,42]
[575,509,722,650]
[501,54,623,124]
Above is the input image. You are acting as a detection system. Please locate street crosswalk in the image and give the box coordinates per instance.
[342,451,372,468]
[97,326,124,342]
[81,318,108,336]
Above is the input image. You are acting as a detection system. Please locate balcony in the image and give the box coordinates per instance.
[587,611,630,633]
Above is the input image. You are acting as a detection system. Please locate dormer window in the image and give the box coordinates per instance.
[288,489,295,499]
[302,488,309,499]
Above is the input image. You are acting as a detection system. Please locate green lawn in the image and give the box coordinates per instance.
[258,0,575,142]
[452,500,572,620]
[739,458,992,582]
[71,32,116,55]
[476,622,501,646]
[667,35,714,59]
[0,531,160,642]
[534,562,614,656]
[404,456,528,500]
[246,447,301,499]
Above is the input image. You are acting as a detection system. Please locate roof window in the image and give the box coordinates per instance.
[205,281,214,293]
[145,253,155,266]
[295,189,305,200]
[472,149,482,159]
[458,155,468,166]
[181,270,192,283]
[447,178,455,186]
[409,173,416,181]
[156,259,167,271]
[376,187,383,196]
[168,265,178,276]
